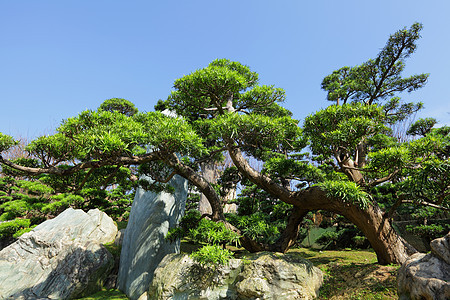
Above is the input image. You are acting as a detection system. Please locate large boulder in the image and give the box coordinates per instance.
[398,232,450,300]
[0,208,117,299]
[117,174,188,300]
[147,252,323,300]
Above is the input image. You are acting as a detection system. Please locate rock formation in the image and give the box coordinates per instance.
[397,232,450,300]
[117,174,188,300]
[0,208,117,299]
[147,252,323,300]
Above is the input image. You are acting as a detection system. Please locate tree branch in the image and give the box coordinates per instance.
[0,152,161,176]
[403,199,450,211]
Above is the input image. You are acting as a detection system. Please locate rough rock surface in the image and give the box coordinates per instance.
[117,174,188,300]
[0,208,117,299]
[398,232,450,300]
[147,252,323,300]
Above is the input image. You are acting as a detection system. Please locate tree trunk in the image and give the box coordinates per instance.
[271,207,309,253]
[198,162,219,215]
[296,187,417,265]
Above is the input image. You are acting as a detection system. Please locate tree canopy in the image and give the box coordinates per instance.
[1,23,448,265]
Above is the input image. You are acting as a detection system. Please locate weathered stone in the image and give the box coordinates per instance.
[147,252,323,300]
[0,208,117,299]
[430,232,450,265]
[398,232,450,300]
[117,174,188,300]
[114,228,126,247]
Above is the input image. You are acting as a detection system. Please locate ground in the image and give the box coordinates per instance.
[291,248,398,300]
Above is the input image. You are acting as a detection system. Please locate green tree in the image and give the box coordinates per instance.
[1,24,448,265]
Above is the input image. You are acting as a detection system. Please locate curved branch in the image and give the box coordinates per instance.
[403,199,450,211]
[0,152,161,176]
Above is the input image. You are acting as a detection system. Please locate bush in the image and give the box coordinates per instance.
[190,244,234,266]
[0,218,31,239]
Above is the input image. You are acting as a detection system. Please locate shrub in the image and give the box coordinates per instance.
[0,218,31,239]
[190,245,234,266]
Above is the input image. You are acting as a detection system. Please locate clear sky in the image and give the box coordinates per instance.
[1,1,449,139]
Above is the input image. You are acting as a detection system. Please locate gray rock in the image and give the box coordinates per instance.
[117,174,188,300]
[114,228,126,247]
[398,232,450,300]
[430,232,450,265]
[147,252,323,300]
[0,208,117,299]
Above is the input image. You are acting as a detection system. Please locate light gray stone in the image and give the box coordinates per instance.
[147,252,323,300]
[430,232,450,265]
[117,174,188,300]
[398,232,450,300]
[0,208,117,299]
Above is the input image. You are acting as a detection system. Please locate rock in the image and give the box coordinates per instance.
[397,232,450,300]
[0,208,117,299]
[117,174,188,300]
[114,228,126,247]
[430,232,450,265]
[147,252,323,300]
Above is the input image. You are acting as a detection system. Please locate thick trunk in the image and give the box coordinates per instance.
[296,187,417,265]
[198,162,219,215]
[340,158,365,185]
[344,204,417,264]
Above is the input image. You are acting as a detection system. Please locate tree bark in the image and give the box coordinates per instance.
[165,154,225,221]
[198,162,220,215]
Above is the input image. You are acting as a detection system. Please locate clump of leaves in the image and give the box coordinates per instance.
[167,210,240,266]
[0,218,31,239]
[232,213,281,244]
[190,244,234,266]
[406,223,448,241]
[167,210,240,247]
[316,180,372,209]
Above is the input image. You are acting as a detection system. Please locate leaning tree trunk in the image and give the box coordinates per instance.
[226,144,417,265]
[296,187,417,265]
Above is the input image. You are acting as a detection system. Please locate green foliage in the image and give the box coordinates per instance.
[189,219,240,247]
[0,218,31,239]
[167,209,238,266]
[316,181,372,209]
[0,133,18,152]
[0,200,31,220]
[167,210,240,247]
[321,23,428,105]
[98,98,138,116]
[407,118,437,137]
[234,213,281,244]
[316,226,370,250]
[41,194,84,214]
[190,244,234,266]
[207,113,304,161]
[13,225,36,238]
[303,103,389,159]
[406,224,448,241]
[366,147,409,175]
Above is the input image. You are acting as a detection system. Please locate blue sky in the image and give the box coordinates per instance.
[1,1,450,139]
